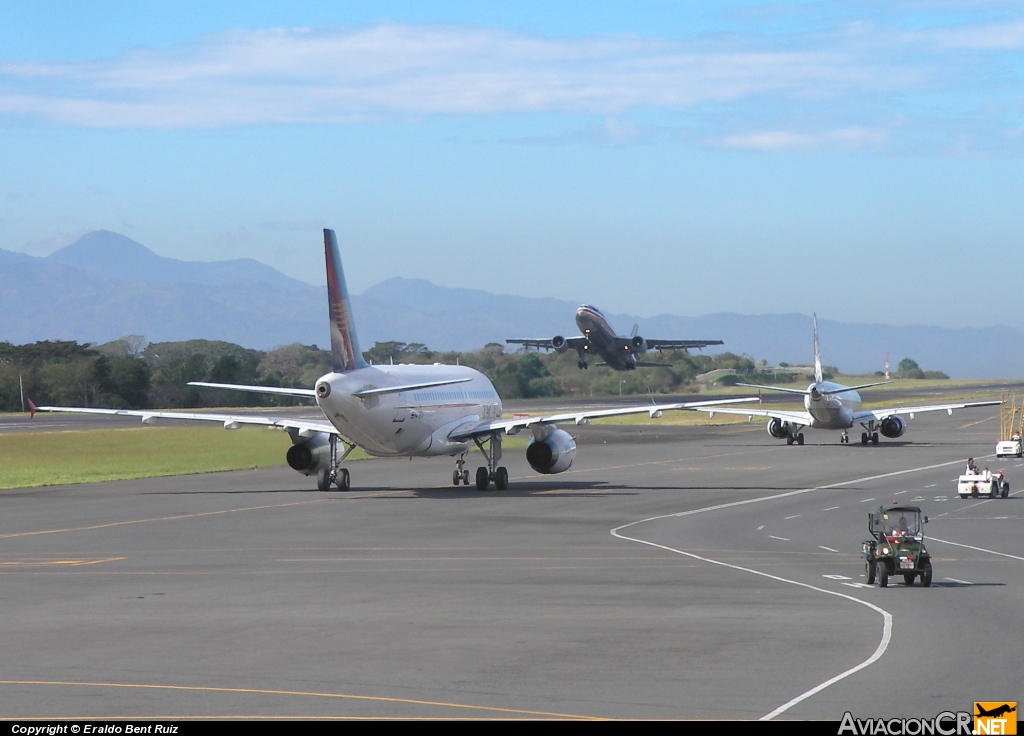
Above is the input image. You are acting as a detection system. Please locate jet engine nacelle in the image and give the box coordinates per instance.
[551,335,567,351]
[285,432,334,476]
[631,335,647,352]
[526,428,577,474]
[879,416,906,439]
[767,417,789,439]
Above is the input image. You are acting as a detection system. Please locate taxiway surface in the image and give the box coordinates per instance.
[1,408,1020,719]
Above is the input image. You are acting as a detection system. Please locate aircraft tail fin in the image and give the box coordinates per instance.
[324,229,369,373]
[813,313,823,383]
[630,323,639,338]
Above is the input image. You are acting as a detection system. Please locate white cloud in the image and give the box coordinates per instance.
[721,126,887,151]
[0,24,886,128]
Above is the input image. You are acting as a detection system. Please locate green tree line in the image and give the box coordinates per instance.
[0,335,946,412]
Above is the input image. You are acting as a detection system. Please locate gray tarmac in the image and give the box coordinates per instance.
[0,406,1021,720]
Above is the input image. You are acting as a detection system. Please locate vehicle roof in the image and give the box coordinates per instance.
[879,505,922,513]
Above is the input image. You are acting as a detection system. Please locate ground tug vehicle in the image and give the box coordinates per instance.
[996,393,1024,458]
[957,470,1009,499]
[862,505,932,588]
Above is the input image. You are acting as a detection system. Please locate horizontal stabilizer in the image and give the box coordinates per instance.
[352,377,473,398]
[634,361,674,368]
[188,382,316,397]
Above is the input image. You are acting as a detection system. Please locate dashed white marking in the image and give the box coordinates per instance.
[612,455,982,719]
[769,535,790,541]
[785,514,800,520]
[823,574,851,580]
[819,546,839,553]
[933,497,947,502]
[925,484,936,488]
[757,525,765,530]
[910,497,925,502]
[823,506,839,511]
[860,498,876,503]
[944,577,973,585]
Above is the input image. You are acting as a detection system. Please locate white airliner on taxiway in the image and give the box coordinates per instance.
[696,315,1000,446]
[34,230,755,491]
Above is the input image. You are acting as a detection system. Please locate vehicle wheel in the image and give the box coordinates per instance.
[903,573,915,586]
[796,433,805,445]
[872,432,879,445]
[463,470,470,485]
[475,467,490,491]
[1002,482,1010,499]
[877,563,888,588]
[861,433,868,445]
[960,494,968,499]
[453,469,461,486]
[865,560,876,584]
[921,560,932,587]
[337,468,350,491]
[317,468,330,492]
[494,466,509,490]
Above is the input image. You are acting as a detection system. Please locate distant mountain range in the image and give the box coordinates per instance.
[2,230,1022,378]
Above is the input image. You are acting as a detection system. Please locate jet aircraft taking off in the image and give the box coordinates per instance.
[507,305,723,371]
[34,230,753,492]
[695,315,1000,445]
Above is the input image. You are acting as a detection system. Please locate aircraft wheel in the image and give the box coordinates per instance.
[861,433,868,445]
[337,468,350,492]
[494,466,509,490]
[871,432,879,445]
[877,563,888,588]
[865,560,876,585]
[463,470,470,485]
[796,433,804,445]
[475,467,490,491]
[317,468,330,492]
[453,470,461,486]
[786,435,794,445]
[921,561,932,587]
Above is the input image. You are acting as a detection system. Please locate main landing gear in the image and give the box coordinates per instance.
[467,432,508,491]
[859,420,879,445]
[786,430,805,445]
[317,435,356,492]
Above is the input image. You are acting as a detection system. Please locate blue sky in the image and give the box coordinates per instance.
[2,2,1023,330]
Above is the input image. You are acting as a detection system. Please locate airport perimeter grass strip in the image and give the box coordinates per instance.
[0,425,531,490]
[0,426,299,489]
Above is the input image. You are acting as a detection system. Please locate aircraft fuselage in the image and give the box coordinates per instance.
[804,381,862,429]
[575,305,636,370]
[316,364,502,457]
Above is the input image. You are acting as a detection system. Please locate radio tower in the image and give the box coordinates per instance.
[884,353,890,381]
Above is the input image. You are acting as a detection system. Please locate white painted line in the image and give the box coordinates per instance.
[611,455,979,720]
[928,536,1024,562]
[784,515,800,520]
[769,535,790,541]
[819,546,839,553]
[944,577,973,585]
[823,506,839,511]
[757,525,764,530]
[925,484,936,488]
[823,574,851,580]
[860,498,876,503]
[894,491,907,495]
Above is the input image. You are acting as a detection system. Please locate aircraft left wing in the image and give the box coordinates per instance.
[643,339,724,351]
[853,400,1001,424]
[447,396,759,441]
[675,405,814,425]
[506,337,587,352]
[31,405,338,436]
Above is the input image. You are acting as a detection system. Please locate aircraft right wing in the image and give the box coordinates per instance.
[506,337,586,352]
[852,400,1001,423]
[447,396,760,441]
[679,405,814,425]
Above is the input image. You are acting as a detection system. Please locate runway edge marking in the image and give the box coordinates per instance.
[609,454,986,720]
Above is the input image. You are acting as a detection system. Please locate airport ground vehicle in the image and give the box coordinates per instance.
[996,394,1024,457]
[862,505,932,587]
[957,471,1009,499]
